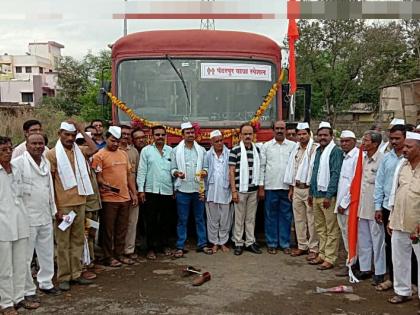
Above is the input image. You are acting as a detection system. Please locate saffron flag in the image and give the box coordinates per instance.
[346,146,363,283]
[287,1,299,95]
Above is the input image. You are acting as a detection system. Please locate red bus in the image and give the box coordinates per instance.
[111,29,283,147]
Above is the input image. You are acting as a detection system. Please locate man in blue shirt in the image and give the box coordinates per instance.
[374,124,406,291]
[137,125,174,260]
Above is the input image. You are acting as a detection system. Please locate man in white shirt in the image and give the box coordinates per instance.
[259,120,296,254]
[284,122,319,259]
[357,130,386,285]
[203,130,232,253]
[12,134,62,303]
[0,136,40,314]
[12,119,48,159]
[334,130,359,276]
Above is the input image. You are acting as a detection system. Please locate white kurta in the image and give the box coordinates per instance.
[334,147,359,214]
[11,155,56,294]
[0,164,29,308]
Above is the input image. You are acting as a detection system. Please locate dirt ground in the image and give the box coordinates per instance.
[21,242,418,315]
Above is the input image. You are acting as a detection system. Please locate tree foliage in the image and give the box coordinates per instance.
[41,50,111,121]
[294,20,419,122]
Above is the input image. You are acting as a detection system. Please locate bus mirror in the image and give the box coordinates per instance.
[97,81,111,106]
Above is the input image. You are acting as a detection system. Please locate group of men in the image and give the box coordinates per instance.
[0,116,419,314]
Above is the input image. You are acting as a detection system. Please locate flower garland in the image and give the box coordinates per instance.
[107,69,285,140]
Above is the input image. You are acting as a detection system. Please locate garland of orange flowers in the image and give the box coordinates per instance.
[107,69,285,140]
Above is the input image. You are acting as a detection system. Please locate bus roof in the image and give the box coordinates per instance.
[112,29,281,64]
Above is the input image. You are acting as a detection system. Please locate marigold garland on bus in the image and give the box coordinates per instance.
[106,69,284,140]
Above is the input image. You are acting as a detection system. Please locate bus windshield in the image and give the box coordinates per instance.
[117,58,277,127]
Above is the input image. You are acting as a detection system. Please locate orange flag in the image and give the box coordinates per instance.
[287,0,299,95]
[346,146,363,283]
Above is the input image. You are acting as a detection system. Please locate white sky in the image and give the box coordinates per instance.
[0,0,288,59]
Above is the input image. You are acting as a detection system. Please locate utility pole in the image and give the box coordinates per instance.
[123,0,128,36]
[200,0,215,30]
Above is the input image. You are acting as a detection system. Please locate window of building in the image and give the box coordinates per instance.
[25,66,32,73]
[21,92,34,103]
[16,66,22,73]
[39,67,43,74]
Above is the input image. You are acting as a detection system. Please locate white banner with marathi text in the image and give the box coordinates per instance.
[201,63,271,81]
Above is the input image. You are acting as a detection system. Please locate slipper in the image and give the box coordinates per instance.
[105,258,122,268]
[283,248,292,255]
[375,280,393,291]
[163,248,173,256]
[388,294,412,304]
[82,270,97,280]
[306,252,318,261]
[221,245,230,253]
[192,272,211,286]
[211,245,218,254]
[317,262,334,270]
[267,247,277,255]
[290,248,308,257]
[146,251,157,260]
[173,249,184,259]
[118,257,134,265]
[197,246,213,255]
[308,257,324,265]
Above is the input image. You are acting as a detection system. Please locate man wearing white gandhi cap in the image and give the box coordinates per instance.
[334,130,358,277]
[171,122,210,257]
[387,131,420,306]
[91,125,138,267]
[203,130,232,253]
[284,122,319,259]
[46,120,98,291]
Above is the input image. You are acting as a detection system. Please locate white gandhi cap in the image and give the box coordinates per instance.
[296,122,309,130]
[318,121,331,129]
[340,130,356,139]
[181,122,193,130]
[210,130,222,138]
[406,131,420,141]
[390,118,405,126]
[60,122,76,132]
[108,126,122,139]
[76,132,92,140]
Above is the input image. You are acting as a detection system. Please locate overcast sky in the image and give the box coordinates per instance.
[0,0,288,59]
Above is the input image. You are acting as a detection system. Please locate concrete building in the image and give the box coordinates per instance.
[0,41,64,106]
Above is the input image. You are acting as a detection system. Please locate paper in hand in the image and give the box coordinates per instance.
[58,210,77,231]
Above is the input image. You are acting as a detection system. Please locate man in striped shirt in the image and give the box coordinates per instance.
[229,123,262,256]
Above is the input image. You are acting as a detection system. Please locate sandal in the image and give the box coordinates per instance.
[290,248,308,257]
[308,257,324,265]
[82,270,97,280]
[306,252,318,261]
[388,294,412,304]
[146,251,157,260]
[211,245,218,254]
[106,258,122,267]
[267,247,277,255]
[118,257,134,265]
[375,280,393,291]
[197,246,213,255]
[283,248,292,255]
[163,247,173,256]
[173,249,184,258]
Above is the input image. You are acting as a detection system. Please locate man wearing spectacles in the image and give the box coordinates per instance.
[137,125,174,260]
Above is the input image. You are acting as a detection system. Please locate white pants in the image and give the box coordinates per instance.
[358,218,386,275]
[392,230,420,297]
[0,238,28,308]
[205,202,233,245]
[25,224,55,296]
[124,205,139,255]
[337,213,348,253]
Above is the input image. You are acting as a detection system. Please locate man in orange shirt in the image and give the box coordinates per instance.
[92,126,138,267]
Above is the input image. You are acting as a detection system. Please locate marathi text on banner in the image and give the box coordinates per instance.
[201,63,272,81]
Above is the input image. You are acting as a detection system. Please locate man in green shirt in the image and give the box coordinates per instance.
[308,122,343,270]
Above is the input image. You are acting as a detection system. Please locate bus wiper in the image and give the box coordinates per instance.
[166,55,192,117]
